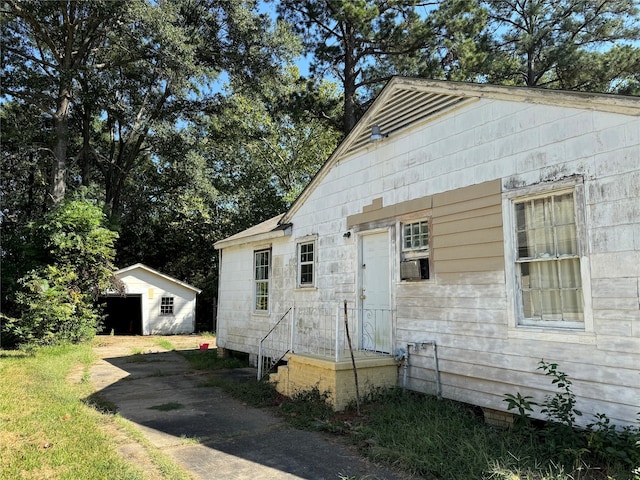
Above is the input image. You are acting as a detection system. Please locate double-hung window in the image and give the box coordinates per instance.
[298,241,315,287]
[513,189,584,327]
[254,249,270,312]
[400,219,430,280]
[160,297,174,315]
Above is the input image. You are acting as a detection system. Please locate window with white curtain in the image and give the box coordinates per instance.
[513,190,584,326]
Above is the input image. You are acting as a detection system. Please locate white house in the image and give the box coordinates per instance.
[214,78,640,426]
[103,263,201,335]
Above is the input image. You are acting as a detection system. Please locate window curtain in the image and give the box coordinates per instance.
[516,193,583,322]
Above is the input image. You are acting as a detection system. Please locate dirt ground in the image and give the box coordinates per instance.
[93,333,216,354]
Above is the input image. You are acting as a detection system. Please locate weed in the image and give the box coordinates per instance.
[149,402,183,411]
[198,331,216,338]
[278,386,334,429]
[85,392,118,414]
[115,417,192,480]
[587,412,640,469]
[180,348,246,370]
[349,389,526,479]
[202,376,280,407]
[179,434,200,445]
[504,360,640,478]
[154,338,175,351]
[127,352,148,363]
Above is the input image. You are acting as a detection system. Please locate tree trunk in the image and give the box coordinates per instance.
[342,24,358,135]
[51,88,71,204]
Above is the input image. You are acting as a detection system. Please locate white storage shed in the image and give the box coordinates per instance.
[103,263,201,335]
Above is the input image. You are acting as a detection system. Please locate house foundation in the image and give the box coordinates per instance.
[482,407,515,429]
[270,353,399,411]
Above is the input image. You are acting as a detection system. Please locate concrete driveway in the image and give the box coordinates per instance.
[90,336,410,480]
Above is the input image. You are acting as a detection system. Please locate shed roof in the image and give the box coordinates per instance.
[213,214,291,249]
[115,263,202,294]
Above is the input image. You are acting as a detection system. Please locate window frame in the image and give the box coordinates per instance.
[399,217,431,281]
[254,248,271,313]
[160,296,174,315]
[297,237,317,288]
[503,178,593,332]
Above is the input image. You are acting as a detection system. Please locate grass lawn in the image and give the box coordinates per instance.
[0,343,187,480]
[2,341,636,480]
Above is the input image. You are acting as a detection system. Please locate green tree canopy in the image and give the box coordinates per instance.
[483,0,640,92]
[272,0,488,133]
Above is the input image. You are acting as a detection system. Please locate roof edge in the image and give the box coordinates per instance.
[400,77,640,116]
[282,77,639,224]
[115,263,202,294]
[214,224,291,250]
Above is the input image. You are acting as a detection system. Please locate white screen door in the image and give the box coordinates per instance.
[360,230,392,353]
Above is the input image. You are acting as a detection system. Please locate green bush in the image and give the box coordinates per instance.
[6,197,119,347]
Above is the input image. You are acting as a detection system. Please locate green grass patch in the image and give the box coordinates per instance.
[202,376,280,408]
[149,402,183,411]
[115,417,192,480]
[180,348,246,370]
[126,352,149,363]
[347,389,528,479]
[277,386,334,429]
[329,388,636,480]
[154,338,175,351]
[84,392,119,414]
[0,344,145,480]
[197,331,216,338]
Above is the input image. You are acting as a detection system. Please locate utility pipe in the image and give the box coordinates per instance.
[397,340,442,400]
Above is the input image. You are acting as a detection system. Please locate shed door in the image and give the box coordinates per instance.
[360,231,392,353]
[101,295,143,335]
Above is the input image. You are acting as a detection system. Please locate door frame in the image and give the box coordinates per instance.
[357,227,395,353]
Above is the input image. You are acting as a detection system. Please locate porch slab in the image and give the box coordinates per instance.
[271,352,399,411]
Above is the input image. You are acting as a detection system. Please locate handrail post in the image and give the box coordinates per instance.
[290,305,296,353]
[335,304,340,362]
[257,342,263,380]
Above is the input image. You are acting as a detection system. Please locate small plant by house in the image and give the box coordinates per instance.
[504,360,640,478]
[277,386,334,429]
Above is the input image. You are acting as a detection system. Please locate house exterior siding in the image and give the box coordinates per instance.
[215,81,639,426]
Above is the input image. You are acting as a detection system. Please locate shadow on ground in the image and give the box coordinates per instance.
[88,344,409,480]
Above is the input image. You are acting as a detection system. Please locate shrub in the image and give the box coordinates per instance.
[6,197,119,347]
[505,360,640,476]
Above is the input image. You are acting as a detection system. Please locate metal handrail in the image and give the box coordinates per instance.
[257,307,292,380]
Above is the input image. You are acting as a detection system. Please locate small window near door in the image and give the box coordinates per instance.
[254,249,270,312]
[160,296,174,315]
[400,219,430,280]
[298,241,315,287]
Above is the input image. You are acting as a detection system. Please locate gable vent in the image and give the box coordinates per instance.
[344,88,474,156]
